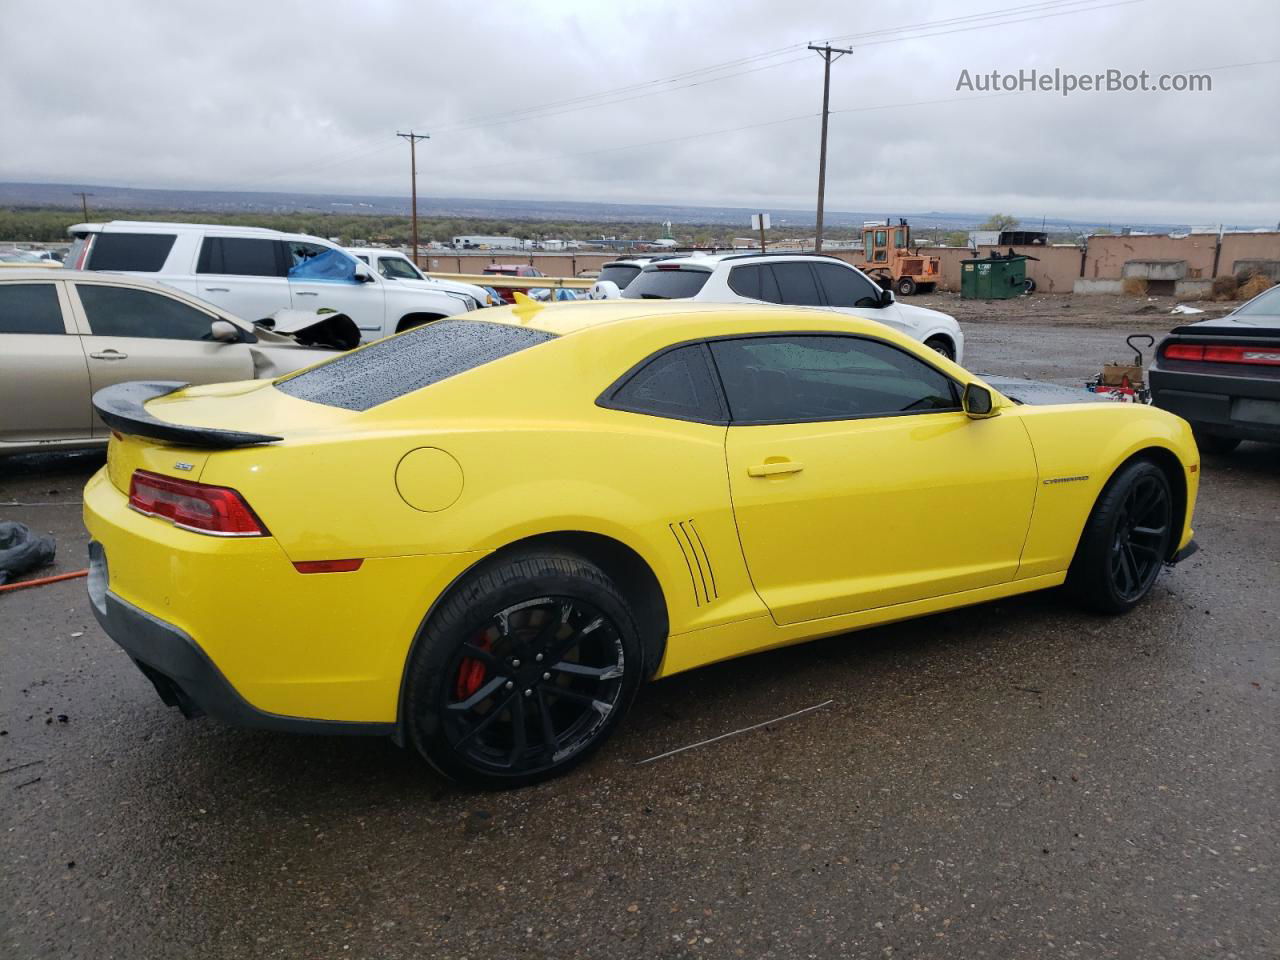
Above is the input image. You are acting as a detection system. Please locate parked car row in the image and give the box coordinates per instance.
[66,221,483,342]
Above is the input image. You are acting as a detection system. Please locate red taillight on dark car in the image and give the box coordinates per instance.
[1164,342,1280,366]
[128,470,268,537]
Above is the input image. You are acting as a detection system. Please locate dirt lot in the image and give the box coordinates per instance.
[2,297,1276,960]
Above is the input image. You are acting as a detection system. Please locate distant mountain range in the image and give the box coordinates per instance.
[0,180,1243,234]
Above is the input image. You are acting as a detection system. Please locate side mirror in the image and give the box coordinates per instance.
[210,319,241,343]
[878,287,895,307]
[590,279,622,300]
[962,382,999,419]
[354,263,376,283]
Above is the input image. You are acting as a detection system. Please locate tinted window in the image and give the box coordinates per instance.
[86,233,176,272]
[709,335,958,423]
[197,237,284,277]
[378,256,422,280]
[1235,284,1280,317]
[77,285,217,340]
[276,319,555,412]
[622,268,711,299]
[770,262,822,306]
[606,344,724,422]
[727,263,781,303]
[812,262,881,307]
[597,264,641,288]
[0,283,64,334]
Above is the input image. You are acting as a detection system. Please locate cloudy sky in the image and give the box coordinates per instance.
[3,0,1278,224]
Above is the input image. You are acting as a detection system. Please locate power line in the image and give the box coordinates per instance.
[240,0,1131,190]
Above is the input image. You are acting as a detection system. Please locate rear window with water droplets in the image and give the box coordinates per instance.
[274,318,556,412]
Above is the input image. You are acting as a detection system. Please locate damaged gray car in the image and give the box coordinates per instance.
[0,269,360,455]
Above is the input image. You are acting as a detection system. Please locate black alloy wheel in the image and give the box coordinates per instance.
[442,596,627,776]
[1068,458,1175,614]
[1108,472,1173,603]
[405,551,644,788]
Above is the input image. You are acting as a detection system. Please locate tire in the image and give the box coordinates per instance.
[404,550,644,789]
[924,336,955,361]
[396,313,446,333]
[1194,430,1240,455]
[1024,278,1037,294]
[896,276,917,297]
[1066,458,1174,615]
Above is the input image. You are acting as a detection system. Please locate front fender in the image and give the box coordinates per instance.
[1013,404,1198,578]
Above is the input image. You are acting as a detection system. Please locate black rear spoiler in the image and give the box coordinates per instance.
[92,381,282,449]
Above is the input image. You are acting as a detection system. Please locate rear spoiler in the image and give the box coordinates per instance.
[92,381,282,449]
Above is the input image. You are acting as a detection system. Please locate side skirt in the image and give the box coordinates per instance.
[654,572,1067,678]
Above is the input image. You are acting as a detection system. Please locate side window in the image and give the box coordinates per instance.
[709,335,958,424]
[604,344,725,423]
[812,263,882,308]
[770,262,822,306]
[77,285,217,341]
[85,233,176,272]
[197,237,284,277]
[727,264,761,300]
[287,241,330,267]
[378,256,421,280]
[0,283,66,334]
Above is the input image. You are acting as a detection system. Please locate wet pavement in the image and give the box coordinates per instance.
[2,313,1277,959]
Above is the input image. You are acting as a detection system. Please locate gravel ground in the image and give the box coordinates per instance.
[1,300,1276,960]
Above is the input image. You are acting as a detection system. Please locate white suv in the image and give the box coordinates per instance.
[67,222,476,343]
[620,252,964,361]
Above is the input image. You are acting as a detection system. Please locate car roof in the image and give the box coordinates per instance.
[1,269,183,284]
[471,298,868,338]
[346,247,409,257]
[67,221,335,245]
[636,251,851,270]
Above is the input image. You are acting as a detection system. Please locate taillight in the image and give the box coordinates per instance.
[128,470,267,537]
[1164,342,1280,366]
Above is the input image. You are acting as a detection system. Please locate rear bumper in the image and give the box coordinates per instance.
[88,542,393,735]
[83,467,486,727]
[1149,363,1280,443]
[1168,538,1199,565]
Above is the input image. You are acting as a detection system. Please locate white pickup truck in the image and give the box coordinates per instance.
[346,247,499,308]
[67,221,480,342]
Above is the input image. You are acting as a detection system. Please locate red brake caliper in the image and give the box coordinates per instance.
[454,635,493,700]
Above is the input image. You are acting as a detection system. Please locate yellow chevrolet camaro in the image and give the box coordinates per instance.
[84,300,1200,787]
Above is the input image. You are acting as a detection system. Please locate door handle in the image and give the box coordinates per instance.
[203,287,231,293]
[747,460,804,478]
[89,349,128,360]
[295,291,319,297]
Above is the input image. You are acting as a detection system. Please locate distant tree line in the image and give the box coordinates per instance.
[0,206,875,247]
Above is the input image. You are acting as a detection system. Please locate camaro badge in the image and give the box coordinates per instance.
[1044,475,1088,485]
[173,461,195,472]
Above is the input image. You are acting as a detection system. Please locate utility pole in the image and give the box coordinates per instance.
[808,43,852,253]
[73,191,94,220]
[396,131,429,265]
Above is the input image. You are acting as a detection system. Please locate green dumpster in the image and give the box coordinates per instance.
[960,252,1033,299]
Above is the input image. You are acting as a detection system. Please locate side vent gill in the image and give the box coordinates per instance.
[669,519,718,607]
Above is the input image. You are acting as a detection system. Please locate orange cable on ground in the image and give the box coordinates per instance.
[0,569,89,593]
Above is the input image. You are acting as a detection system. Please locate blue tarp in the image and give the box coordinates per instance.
[288,248,358,283]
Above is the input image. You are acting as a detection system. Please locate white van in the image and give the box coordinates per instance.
[67,222,478,342]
